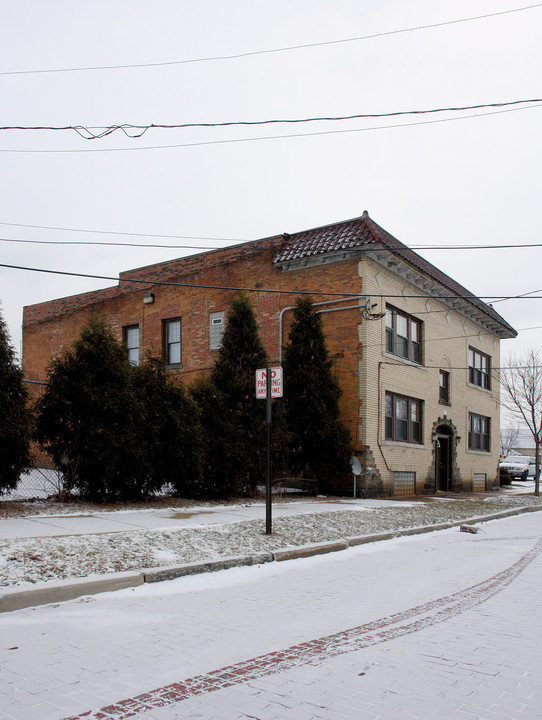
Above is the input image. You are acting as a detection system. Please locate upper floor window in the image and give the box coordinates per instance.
[468,413,490,451]
[385,392,423,444]
[209,311,225,351]
[163,318,181,365]
[439,370,450,404]
[385,306,422,363]
[123,325,139,366]
[468,347,491,390]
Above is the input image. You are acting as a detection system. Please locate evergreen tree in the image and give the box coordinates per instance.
[35,315,143,501]
[132,355,204,496]
[0,308,32,494]
[282,297,352,490]
[190,376,244,498]
[208,293,268,494]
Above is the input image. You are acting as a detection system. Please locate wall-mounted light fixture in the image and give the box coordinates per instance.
[143,292,155,305]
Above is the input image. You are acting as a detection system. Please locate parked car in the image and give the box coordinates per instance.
[499,455,536,481]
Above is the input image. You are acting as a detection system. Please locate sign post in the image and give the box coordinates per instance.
[350,456,362,499]
[256,367,283,534]
[265,367,272,535]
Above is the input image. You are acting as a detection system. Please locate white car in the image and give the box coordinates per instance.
[499,455,536,481]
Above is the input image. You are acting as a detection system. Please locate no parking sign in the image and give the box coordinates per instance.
[255,367,283,398]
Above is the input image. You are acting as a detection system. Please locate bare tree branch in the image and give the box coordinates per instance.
[500,348,542,495]
[500,426,520,458]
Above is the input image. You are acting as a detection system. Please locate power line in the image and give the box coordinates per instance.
[2,234,542,251]
[2,261,542,303]
[409,242,542,250]
[0,221,244,243]
[0,237,220,251]
[0,262,363,298]
[516,324,542,332]
[1,4,540,76]
[2,103,540,154]
[380,361,542,372]
[491,286,542,304]
[2,99,540,139]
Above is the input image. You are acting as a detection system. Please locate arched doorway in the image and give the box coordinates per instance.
[435,425,453,492]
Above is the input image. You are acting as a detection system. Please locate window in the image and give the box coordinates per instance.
[163,319,181,365]
[472,473,487,492]
[385,392,423,444]
[123,325,139,366]
[209,311,225,350]
[385,306,422,363]
[468,413,490,451]
[394,471,416,496]
[439,370,450,403]
[468,348,491,390]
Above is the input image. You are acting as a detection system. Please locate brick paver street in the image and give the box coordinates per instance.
[1,512,542,719]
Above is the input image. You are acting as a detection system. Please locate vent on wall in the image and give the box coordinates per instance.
[210,311,225,350]
[394,471,416,496]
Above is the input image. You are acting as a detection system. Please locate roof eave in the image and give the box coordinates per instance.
[364,246,517,339]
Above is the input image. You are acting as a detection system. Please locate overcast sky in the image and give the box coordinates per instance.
[1,0,541,373]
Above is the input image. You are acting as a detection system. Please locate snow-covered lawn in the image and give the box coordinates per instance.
[2,490,541,588]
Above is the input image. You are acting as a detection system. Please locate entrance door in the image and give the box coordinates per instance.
[435,431,451,491]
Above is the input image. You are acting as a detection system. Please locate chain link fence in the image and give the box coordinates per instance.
[2,468,66,501]
[0,379,64,501]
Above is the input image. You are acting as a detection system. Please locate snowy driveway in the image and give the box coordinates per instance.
[1,511,541,719]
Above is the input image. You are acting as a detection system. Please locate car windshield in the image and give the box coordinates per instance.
[504,456,530,463]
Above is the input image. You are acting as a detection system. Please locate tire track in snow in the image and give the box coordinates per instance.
[65,538,542,720]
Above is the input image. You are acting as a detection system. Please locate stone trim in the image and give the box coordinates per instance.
[425,416,463,493]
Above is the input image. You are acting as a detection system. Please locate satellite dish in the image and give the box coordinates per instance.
[350,456,362,476]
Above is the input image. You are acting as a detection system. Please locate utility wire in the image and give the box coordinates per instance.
[2,99,541,139]
[0,237,220,250]
[1,3,540,76]
[1,261,541,303]
[0,221,243,243]
[2,235,542,251]
[2,103,540,154]
[407,242,542,250]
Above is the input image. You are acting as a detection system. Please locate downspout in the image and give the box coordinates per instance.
[377,361,393,473]
[278,295,372,364]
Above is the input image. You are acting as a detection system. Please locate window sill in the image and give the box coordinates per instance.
[383,440,426,449]
[165,363,183,369]
[438,399,452,407]
[467,382,492,394]
[382,352,426,369]
[466,449,491,455]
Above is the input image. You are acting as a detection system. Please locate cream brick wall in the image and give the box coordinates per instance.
[356,257,501,495]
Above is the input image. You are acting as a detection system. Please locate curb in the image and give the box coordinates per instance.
[143,552,274,583]
[1,505,541,613]
[0,571,144,614]
[273,540,349,562]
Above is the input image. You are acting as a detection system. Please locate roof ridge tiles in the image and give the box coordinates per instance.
[273,212,516,337]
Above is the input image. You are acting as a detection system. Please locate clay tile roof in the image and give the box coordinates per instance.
[273,212,377,263]
[274,211,517,338]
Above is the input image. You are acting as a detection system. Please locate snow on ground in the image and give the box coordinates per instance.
[1,488,541,588]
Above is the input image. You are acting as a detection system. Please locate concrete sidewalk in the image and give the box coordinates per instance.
[1,511,541,720]
[2,503,540,613]
[0,498,401,540]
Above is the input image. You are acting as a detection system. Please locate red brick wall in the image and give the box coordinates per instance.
[23,238,363,446]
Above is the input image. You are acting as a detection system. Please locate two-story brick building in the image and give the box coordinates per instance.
[22,211,517,497]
